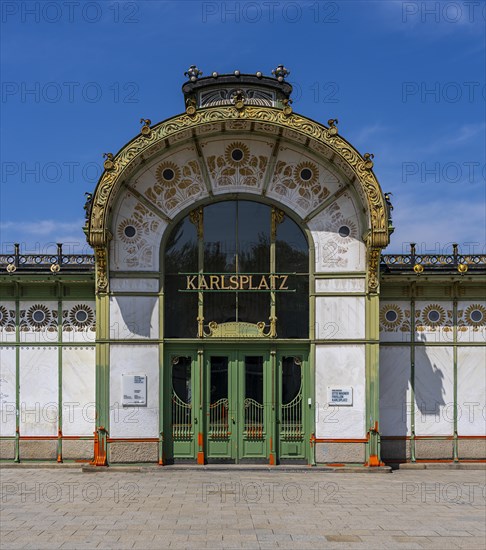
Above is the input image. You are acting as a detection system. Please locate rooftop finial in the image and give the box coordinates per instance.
[184,65,203,82]
[272,64,290,82]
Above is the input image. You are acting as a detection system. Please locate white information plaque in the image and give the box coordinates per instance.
[327,386,353,406]
[122,374,147,406]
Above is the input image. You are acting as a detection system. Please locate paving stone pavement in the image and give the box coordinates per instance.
[0,467,485,549]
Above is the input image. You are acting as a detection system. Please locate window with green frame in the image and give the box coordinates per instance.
[164,200,309,338]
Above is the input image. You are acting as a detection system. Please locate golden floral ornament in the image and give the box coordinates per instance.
[118,218,142,244]
[69,305,95,329]
[294,161,318,187]
[421,304,446,328]
[25,304,54,329]
[155,161,181,187]
[464,304,486,328]
[0,305,9,327]
[380,304,403,330]
[224,142,250,167]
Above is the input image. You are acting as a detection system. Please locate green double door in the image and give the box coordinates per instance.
[166,347,308,464]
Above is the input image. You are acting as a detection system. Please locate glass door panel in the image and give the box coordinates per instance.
[279,355,305,459]
[206,356,232,459]
[170,355,195,458]
[241,356,266,458]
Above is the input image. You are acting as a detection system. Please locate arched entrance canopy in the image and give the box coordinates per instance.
[86,105,390,252]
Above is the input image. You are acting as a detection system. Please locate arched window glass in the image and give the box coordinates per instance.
[164,200,309,338]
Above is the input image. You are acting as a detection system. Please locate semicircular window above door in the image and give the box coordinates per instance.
[164,200,309,339]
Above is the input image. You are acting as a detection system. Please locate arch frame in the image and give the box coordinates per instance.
[87,105,390,251]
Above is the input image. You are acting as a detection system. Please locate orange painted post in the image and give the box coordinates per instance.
[197,432,205,464]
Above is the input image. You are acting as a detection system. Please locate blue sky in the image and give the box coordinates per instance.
[1,0,485,255]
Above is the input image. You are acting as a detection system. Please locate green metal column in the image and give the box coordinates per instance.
[365,291,381,465]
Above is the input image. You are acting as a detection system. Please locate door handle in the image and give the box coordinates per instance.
[232,417,235,424]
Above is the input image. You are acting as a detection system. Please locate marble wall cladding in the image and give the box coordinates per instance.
[110,278,159,293]
[414,346,454,436]
[19,347,58,436]
[109,296,159,340]
[109,345,159,438]
[457,300,486,344]
[110,191,168,272]
[200,136,274,195]
[19,301,58,343]
[62,347,95,436]
[379,346,411,436]
[315,345,366,438]
[309,193,365,273]
[315,278,366,294]
[62,301,95,343]
[0,301,16,343]
[0,347,16,436]
[379,301,412,343]
[315,296,365,340]
[414,301,454,344]
[457,347,486,436]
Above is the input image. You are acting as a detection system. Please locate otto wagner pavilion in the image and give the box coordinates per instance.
[1,67,485,467]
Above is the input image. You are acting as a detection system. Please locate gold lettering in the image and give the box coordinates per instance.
[198,275,209,290]
[240,275,250,289]
[269,274,277,290]
[249,275,258,290]
[229,275,239,290]
[279,275,289,290]
[258,276,270,290]
[209,275,220,290]
[220,275,230,290]
[186,275,197,290]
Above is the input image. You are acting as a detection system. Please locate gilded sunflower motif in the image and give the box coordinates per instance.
[224,142,250,167]
[69,305,95,329]
[0,305,8,327]
[155,161,181,187]
[118,219,142,244]
[27,304,51,328]
[464,304,486,327]
[422,304,446,328]
[380,305,403,330]
[293,161,318,187]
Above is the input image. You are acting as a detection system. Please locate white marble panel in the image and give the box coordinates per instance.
[457,347,486,436]
[0,301,16,343]
[62,301,96,343]
[415,301,454,344]
[266,145,342,218]
[110,296,159,340]
[62,347,95,436]
[379,301,412,343]
[309,193,365,273]
[0,347,17,436]
[379,347,411,436]
[315,296,365,340]
[110,278,159,293]
[414,346,454,436]
[457,300,486,344]
[315,345,366,438]
[19,301,59,344]
[315,278,366,294]
[200,136,275,195]
[110,191,168,272]
[110,345,159,438]
[19,347,58,436]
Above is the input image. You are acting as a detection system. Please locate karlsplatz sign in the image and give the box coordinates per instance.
[181,274,294,292]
